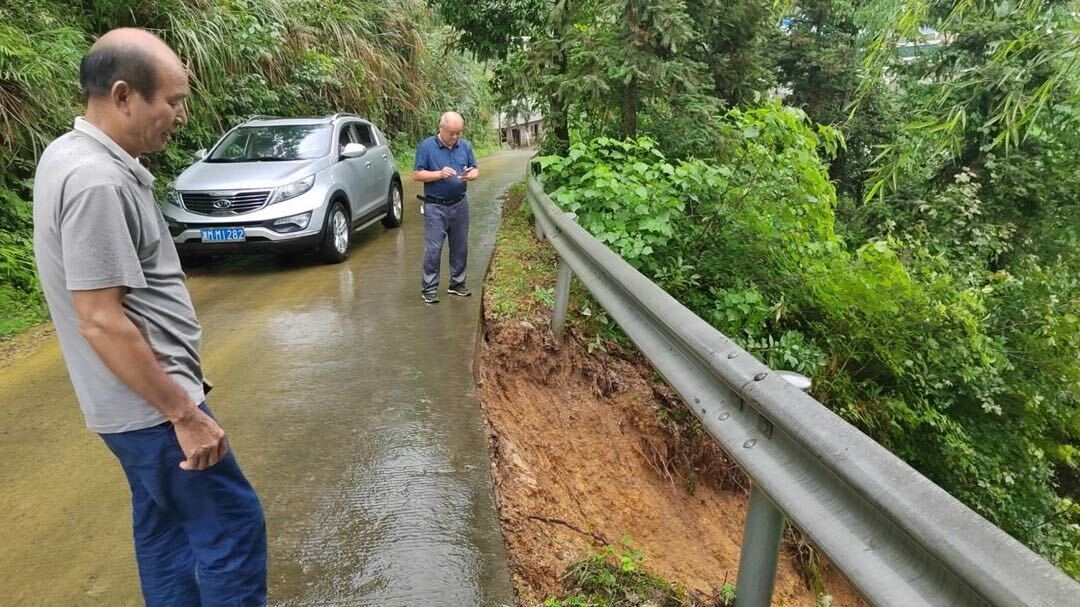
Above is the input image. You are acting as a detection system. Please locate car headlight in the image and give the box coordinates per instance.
[165,186,182,207]
[164,215,185,237]
[272,212,312,231]
[272,175,315,204]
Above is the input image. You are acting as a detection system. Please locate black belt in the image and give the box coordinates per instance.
[421,194,466,206]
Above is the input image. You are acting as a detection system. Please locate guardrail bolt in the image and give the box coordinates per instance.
[743,438,757,449]
[727,351,739,359]
[718,412,730,421]
[754,372,768,381]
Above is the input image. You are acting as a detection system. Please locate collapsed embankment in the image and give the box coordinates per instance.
[476,188,863,606]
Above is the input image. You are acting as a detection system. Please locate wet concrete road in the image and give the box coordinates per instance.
[0,149,532,606]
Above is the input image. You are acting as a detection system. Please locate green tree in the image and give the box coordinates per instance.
[775,0,899,201]
[442,0,781,153]
[687,0,775,105]
[860,0,1080,202]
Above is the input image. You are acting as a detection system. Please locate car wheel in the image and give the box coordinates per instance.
[381,180,403,228]
[319,201,350,264]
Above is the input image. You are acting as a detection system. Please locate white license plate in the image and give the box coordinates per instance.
[200,227,245,243]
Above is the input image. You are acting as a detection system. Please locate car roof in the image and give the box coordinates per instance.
[241,113,370,128]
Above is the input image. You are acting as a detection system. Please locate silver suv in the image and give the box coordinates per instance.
[162,113,404,263]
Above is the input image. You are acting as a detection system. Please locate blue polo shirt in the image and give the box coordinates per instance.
[414,135,477,199]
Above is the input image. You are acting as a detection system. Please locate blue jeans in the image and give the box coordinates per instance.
[421,197,469,294]
[100,403,267,607]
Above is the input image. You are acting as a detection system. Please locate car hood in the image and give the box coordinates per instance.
[174,157,330,191]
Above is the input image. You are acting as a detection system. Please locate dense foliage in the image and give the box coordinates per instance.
[435,0,776,153]
[469,0,1080,578]
[0,0,497,337]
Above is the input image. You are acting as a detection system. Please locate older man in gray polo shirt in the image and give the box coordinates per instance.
[32,29,265,605]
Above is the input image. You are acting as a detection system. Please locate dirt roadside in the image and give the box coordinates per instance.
[0,322,54,369]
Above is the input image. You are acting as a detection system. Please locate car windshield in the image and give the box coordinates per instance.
[206,124,330,162]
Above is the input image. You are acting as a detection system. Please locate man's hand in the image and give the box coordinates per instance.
[173,407,228,471]
[439,166,458,180]
[460,166,479,181]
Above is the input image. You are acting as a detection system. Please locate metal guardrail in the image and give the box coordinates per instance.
[524,166,1080,607]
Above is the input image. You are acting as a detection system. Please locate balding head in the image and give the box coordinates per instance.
[438,111,464,130]
[81,28,182,102]
[79,28,190,157]
[437,111,465,148]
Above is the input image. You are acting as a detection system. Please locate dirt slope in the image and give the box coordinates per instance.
[475,314,864,606]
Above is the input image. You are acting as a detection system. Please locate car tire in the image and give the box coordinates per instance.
[381,179,404,228]
[319,201,351,264]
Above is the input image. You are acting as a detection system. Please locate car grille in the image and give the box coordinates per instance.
[181,190,272,215]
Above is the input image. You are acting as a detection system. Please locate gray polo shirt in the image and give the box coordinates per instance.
[33,118,205,433]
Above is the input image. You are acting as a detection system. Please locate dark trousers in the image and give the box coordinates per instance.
[421,196,469,294]
[100,403,267,607]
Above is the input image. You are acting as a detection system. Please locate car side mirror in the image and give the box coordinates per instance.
[341,143,367,159]
[194,148,207,161]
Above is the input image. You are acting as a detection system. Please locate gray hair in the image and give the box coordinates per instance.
[438,111,464,129]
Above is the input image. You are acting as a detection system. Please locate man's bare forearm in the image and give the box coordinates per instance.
[75,291,198,422]
[412,170,445,183]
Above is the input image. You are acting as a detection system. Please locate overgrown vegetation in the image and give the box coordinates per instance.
[542,538,697,607]
[487,181,628,353]
[486,181,560,321]
[0,0,497,338]
[538,124,1078,578]
[540,538,836,607]
[447,0,1079,579]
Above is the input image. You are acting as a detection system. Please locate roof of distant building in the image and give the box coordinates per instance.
[496,109,543,128]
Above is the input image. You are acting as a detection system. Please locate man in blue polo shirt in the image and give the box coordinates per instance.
[412,111,479,304]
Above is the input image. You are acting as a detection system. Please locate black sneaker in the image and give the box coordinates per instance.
[447,284,472,297]
[422,292,439,304]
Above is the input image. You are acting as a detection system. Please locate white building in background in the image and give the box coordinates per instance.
[494,106,544,148]
[897,27,946,62]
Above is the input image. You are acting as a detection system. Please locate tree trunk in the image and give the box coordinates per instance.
[550,46,571,154]
[623,0,640,139]
[622,78,638,139]
[547,0,572,154]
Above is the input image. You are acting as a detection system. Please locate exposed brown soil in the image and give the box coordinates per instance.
[477,193,864,606]
[476,318,865,606]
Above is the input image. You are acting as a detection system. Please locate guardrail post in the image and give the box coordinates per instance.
[534,217,545,240]
[736,372,811,607]
[551,212,577,341]
[737,487,785,607]
[552,259,572,340]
